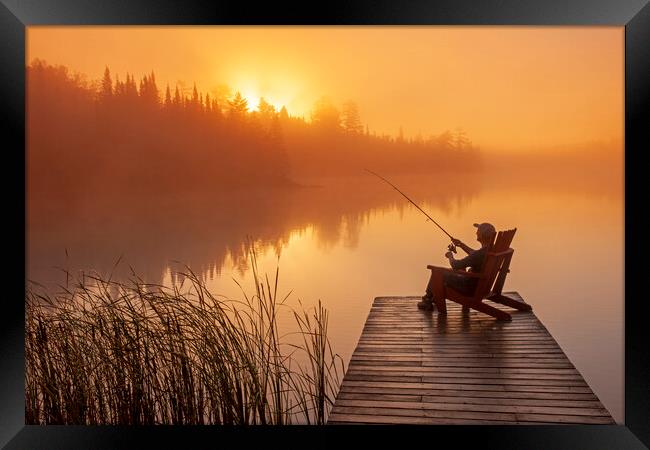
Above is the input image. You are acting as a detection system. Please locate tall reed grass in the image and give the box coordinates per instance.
[25,244,344,425]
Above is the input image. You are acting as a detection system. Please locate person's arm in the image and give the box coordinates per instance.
[451,238,476,255]
[446,249,481,271]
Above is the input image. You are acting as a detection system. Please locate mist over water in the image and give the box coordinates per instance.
[27,167,624,423]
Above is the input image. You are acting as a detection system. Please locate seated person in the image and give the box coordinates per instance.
[418,222,496,311]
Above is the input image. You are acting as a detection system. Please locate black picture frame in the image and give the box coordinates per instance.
[1,0,648,448]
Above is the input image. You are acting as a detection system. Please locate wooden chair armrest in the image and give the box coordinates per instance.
[426,265,454,273]
[426,265,483,278]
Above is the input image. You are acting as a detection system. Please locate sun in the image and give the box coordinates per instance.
[230,75,296,114]
[238,89,288,113]
[228,74,313,117]
[240,89,261,111]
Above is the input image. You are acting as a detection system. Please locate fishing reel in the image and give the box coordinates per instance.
[447,243,457,254]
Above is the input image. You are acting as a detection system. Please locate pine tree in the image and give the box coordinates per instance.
[100,66,112,103]
[164,84,172,107]
[149,72,159,105]
[269,115,289,179]
[258,98,275,118]
[139,73,159,106]
[311,96,340,130]
[342,100,363,134]
[125,73,138,99]
[437,130,453,150]
[114,74,124,97]
[453,128,470,150]
[279,105,289,121]
[257,97,276,130]
[173,85,181,106]
[211,99,222,119]
[205,93,211,114]
[192,83,199,108]
[228,91,248,120]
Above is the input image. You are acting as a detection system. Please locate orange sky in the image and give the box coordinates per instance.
[27,26,623,153]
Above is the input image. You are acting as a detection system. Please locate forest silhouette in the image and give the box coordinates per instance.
[27,59,482,203]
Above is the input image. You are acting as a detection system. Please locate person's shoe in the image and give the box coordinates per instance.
[417,297,434,311]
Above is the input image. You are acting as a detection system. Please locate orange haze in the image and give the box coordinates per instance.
[27,26,623,154]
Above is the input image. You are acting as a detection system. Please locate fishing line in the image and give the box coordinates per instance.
[365,169,457,251]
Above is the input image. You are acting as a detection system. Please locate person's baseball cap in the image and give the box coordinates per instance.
[473,222,496,237]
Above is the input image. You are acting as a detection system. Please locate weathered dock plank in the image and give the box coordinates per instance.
[327,293,615,425]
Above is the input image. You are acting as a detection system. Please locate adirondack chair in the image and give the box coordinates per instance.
[426,228,531,321]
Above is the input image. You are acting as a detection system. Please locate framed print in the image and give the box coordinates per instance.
[1,0,648,448]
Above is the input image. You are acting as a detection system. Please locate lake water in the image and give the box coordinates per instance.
[27,169,624,423]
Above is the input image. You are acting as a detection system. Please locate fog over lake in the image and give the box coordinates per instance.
[27,168,624,422]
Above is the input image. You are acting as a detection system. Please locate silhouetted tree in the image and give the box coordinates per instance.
[124,73,138,100]
[342,100,363,134]
[204,93,211,114]
[311,96,341,131]
[453,128,470,151]
[279,105,289,122]
[100,66,112,103]
[212,84,232,109]
[257,97,276,131]
[164,84,172,107]
[436,130,453,150]
[173,86,181,106]
[228,91,248,120]
[210,98,222,120]
[269,115,289,179]
[258,98,275,117]
[114,74,124,97]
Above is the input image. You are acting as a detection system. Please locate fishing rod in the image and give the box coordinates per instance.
[365,169,458,253]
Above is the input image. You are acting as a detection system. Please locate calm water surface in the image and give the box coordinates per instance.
[27,171,624,422]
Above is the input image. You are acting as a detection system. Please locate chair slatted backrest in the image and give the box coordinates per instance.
[493,228,516,252]
[490,228,517,296]
[472,228,517,302]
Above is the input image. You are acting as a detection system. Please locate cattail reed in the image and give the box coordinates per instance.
[25,242,344,425]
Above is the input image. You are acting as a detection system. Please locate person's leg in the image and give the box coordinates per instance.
[425,271,436,297]
[418,271,437,310]
[419,269,448,311]
[432,272,448,314]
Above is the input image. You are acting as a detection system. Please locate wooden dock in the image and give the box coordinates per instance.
[328,293,615,425]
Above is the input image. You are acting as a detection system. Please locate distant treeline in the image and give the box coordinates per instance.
[27,60,482,197]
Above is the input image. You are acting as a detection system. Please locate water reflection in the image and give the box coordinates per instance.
[27,173,483,287]
[26,168,623,423]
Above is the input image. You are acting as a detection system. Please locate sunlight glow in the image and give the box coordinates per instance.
[241,90,260,111]
[235,86,289,114]
[229,68,302,116]
[28,26,622,150]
